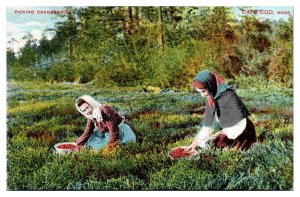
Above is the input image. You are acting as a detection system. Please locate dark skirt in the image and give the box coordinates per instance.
[213,118,256,150]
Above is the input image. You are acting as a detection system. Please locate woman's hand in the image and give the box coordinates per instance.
[75,145,84,152]
[210,131,222,140]
[185,145,196,152]
[185,141,197,151]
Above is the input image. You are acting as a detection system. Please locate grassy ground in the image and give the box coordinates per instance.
[7,81,293,190]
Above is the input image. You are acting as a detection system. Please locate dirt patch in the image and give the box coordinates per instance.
[255,120,271,129]
[249,107,273,114]
[257,134,266,143]
[150,122,161,129]
[26,131,57,144]
[127,110,160,119]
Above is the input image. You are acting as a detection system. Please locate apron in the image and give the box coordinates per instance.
[86,121,137,149]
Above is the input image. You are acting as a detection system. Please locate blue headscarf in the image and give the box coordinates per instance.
[192,70,231,106]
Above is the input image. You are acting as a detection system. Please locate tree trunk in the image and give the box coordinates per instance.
[158,7,165,48]
[67,12,75,62]
[136,7,140,32]
[128,7,135,34]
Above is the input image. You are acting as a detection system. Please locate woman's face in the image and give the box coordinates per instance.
[79,102,93,116]
[196,88,210,97]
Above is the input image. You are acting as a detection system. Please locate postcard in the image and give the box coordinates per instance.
[6,4,294,191]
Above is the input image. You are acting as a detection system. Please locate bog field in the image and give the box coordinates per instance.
[7,80,293,190]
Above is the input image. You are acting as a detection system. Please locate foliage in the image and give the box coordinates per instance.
[6,81,293,190]
[6,6,293,88]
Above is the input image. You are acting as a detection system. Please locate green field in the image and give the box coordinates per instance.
[7,81,293,190]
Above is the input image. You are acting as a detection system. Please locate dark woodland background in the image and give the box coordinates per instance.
[7,7,293,88]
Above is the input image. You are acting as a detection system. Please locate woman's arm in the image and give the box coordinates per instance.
[101,106,123,148]
[185,126,213,150]
[76,119,95,146]
[210,131,223,140]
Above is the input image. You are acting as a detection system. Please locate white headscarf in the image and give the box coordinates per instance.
[75,95,103,121]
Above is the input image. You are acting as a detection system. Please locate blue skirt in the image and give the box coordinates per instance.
[86,122,137,149]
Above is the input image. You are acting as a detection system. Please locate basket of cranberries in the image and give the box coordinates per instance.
[168,146,198,160]
[54,142,79,154]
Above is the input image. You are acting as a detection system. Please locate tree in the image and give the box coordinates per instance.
[7,6,293,88]
[7,48,17,80]
[268,17,293,85]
